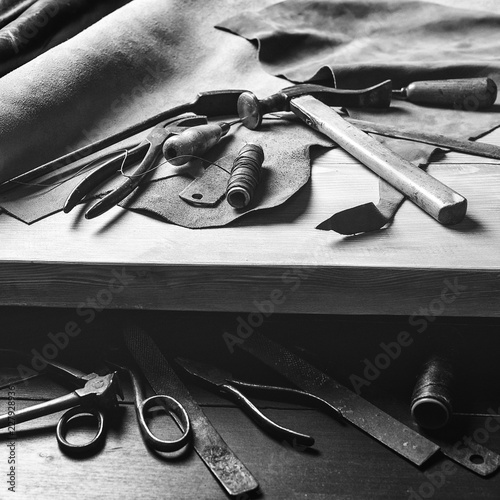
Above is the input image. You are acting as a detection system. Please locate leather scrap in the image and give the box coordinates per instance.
[0,0,286,185]
[218,0,500,153]
[217,0,500,87]
[218,0,500,230]
[0,0,289,223]
[120,118,334,228]
[0,0,130,78]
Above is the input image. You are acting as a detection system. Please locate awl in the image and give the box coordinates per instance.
[392,77,497,110]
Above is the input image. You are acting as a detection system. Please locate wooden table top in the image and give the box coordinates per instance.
[0,0,498,317]
[0,126,498,316]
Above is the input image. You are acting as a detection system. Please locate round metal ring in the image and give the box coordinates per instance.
[138,395,191,452]
[56,407,106,455]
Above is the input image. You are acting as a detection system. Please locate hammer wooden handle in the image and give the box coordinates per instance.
[290,95,467,225]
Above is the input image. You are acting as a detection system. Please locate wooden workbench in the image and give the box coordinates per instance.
[0,0,499,498]
[0,129,498,499]
[0,131,498,316]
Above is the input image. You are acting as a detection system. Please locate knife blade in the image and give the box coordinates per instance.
[238,332,439,466]
[123,325,259,498]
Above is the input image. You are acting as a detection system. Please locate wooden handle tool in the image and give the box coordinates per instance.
[162,122,231,166]
[290,95,467,225]
[392,77,497,109]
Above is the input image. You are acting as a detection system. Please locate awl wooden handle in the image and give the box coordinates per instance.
[393,77,497,109]
[290,95,467,225]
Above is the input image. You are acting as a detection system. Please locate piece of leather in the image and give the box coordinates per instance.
[120,118,334,229]
[0,0,287,185]
[0,0,130,78]
[218,0,500,87]
[218,0,500,231]
[0,0,320,225]
[217,0,500,147]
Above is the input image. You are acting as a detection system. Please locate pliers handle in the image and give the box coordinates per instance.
[176,357,342,448]
[63,115,207,219]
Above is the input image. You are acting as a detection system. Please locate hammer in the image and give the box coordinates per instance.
[238,84,468,225]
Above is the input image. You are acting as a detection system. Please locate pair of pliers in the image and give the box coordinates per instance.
[0,350,123,455]
[175,357,342,448]
[63,114,207,219]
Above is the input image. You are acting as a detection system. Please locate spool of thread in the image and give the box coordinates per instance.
[411,355,454,430]
[226,143,264,209]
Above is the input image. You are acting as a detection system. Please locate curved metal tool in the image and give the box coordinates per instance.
[63,115,208,218]
[0,350,123,455]
[175,356,342,448]
[107,361,191,453]
[237,80,392,130]
[237,333,500,476]
[0,90,246,193]
[123,326,259,498]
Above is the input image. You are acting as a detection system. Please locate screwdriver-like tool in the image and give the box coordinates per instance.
[238,79,497,133]
[392,77,497,109]
[162,120,238,166]
[238,87,468,225]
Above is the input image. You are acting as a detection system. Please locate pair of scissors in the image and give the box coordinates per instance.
[105,359,191,453]
[175,357,343,448]
[0,351,190,455]
[63,114,208,219]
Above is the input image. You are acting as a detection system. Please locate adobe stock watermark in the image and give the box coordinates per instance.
[408,405,500,499]
[11,3,61,54]
[349,277,467,394]
[3,267,144,384]
[222,264,319,354]
[5,385,16,494]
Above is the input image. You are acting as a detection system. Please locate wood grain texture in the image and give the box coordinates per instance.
[0,312,499,499]
[0,140,499,315]
[1,398,499,499]
[0,0,498,316]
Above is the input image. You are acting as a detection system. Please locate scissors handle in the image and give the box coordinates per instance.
[56,407,107,455]
[135,394,191,452]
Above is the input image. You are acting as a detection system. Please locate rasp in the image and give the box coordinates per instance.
[123,325,259,498]
[345,117,500,161]
[238,332,439,466]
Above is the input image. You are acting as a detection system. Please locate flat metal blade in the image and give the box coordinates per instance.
[239,332,439,466]
[345,117,500,161]
[316,178,405,234]
[123,326,259,497]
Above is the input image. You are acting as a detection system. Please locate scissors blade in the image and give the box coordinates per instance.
[123,326,259,498]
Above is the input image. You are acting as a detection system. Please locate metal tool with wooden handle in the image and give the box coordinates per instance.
[289,95,467,225]
[392,77,497,109]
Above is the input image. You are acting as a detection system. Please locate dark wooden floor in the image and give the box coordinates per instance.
[0,308,499,499]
